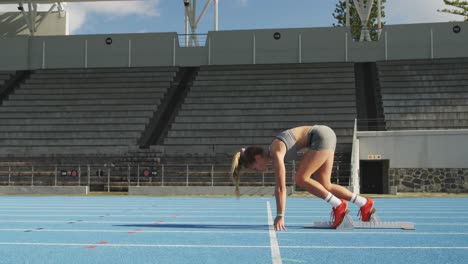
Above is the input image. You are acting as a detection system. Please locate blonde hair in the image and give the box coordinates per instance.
[230,151,242,197]
[230,146,266,198]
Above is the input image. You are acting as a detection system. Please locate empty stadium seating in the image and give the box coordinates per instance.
[0,67,178,156]
[378,58,468,130]
[163,63,357,155]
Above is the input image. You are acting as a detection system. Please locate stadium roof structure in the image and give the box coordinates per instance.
[0,0,139,35]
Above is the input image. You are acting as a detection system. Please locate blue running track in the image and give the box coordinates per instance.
[0,196,467,264]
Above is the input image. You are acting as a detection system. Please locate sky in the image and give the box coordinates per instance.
[0,0,464,35]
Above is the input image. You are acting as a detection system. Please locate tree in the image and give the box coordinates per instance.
[333,0,386,41]
[438,0,468,21]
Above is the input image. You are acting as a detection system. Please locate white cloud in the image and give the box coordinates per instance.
[67,0,160,33]
[238,0,248,7]
[386,0,464,24]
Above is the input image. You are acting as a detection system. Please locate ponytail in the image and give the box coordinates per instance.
[230,151,242,198]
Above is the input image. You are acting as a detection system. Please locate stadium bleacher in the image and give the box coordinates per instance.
[0,67,178,156]
[378,58,468,130]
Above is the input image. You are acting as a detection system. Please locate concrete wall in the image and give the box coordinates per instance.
[129,186,294,196]
[0,11,67,36]
[0,186,89,195]
[356,129,468,193]
[357,129,468,168]
[0,22,467,71]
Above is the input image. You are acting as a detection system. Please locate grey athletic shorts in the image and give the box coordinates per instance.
[307,125,337,151]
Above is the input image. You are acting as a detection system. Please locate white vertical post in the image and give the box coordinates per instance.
[137,164,140,187]
[128,39,132,67]
[55,165,58,186]
[211,165,214,186]
[298,34,302,63]
[78,165,81,186]
[208,36,211,65]
[345,32,348,62]
[161,164,165,186]
[87,165,90,187]
[42,41,46,69]
[84,40,88,68]
[385,31,388,60]
[252,34,256,64]
[107,167,110,192]
[8,166,11,186]
[430,28,434,59]
[31,165,34,186]
[186,165,189,186]
[173,37,176,66]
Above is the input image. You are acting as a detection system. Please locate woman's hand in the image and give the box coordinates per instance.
[274,216,286,231]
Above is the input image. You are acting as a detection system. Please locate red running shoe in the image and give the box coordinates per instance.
[331,200,348,229]
[358,197,374,222]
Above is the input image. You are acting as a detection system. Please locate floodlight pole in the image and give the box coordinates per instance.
[352,0,374,42]
[17,0,66,36]
[183,0,219,47]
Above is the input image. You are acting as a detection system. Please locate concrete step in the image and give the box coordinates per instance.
[0,105,157,112]
[383,105,468,113]
[379,74,468,82]
[190,83,355,91]
[382,99,468,107]
[167,129,353,138]
[174,114,356,123]
[2,98,160,106]
[0,117,148,125]
[0,138,137,146]
[380,80,468,88]
[25,76,173,84]
[0,145,138,156]
[170,122,354,130]
[0,131,141,139]
[199,63,353,71]
[187,89,355,97]
[386,120,468,129]
[20,82,170,89]
[380,86,467,94]
[385,112,468,120]
[30,72,176,79]
[193,78,354,86]
[15,87,168,94]
[197,67,354,76]
[177,108,356,116]
[181,101,356,110]
[382,92,468,100]
[0,124,145,132]
[34,67,177,74]
[163,136,353,145]
[183,95,355,104]
[9,93,164,100]
[0,111,153,119]
[196,72,355,80]
[378,68,468,77]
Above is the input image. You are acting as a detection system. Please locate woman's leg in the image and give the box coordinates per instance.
[313,151,354,201]
[294,149,333,199]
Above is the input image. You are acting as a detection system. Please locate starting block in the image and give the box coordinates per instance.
[305,208,415,230]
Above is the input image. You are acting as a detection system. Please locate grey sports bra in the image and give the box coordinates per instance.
[271,130,298,162]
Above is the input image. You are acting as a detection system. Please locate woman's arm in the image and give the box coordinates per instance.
[271,148,287,231]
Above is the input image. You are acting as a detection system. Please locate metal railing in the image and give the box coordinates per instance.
[0,162,351,192]
[178,34,208,47]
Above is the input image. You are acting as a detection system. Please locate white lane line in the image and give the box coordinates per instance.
[0,242,268,248]
[0,242,467,250]
[1,229,468,235]
[0,229,266,234]
[267,201,282,264]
